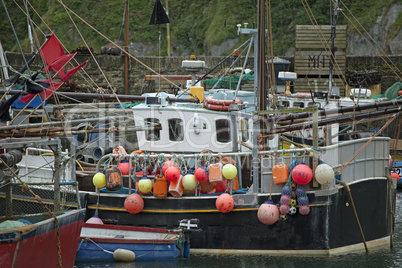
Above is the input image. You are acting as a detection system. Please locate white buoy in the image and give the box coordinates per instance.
[315,164,335,185]
[113,249,135,262]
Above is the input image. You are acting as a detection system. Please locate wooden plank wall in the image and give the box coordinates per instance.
[294,25,347,96]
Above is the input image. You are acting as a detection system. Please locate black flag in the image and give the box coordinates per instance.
[25,72,50,94]
[4,55,36,86]
[0,92,21,122]
[149,0,170,25]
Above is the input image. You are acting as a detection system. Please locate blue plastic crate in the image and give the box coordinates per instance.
[11,95,47,109]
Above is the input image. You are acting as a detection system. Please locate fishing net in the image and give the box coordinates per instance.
[205,73,254,89]
[384,82,402,100]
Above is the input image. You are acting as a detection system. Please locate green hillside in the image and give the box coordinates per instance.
[0,0,399,55]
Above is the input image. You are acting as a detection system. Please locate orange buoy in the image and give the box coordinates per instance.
[105,167,122,191]
[398,90,402,96]
[124,193,144,214]
[257,200,279,225]
[162,160,177,175]
[272,164,289,185]
[291,164,313,185]
[390,173,400,181]
[165,166,181,182]
[113,146,127,155]
[153,175,168,198]
[216,193,234,213]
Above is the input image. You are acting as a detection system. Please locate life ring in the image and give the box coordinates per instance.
[205,96,242,106]
[205,103,231,111]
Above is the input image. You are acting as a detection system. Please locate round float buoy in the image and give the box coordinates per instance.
[162,161,177,175]
[124,193,144,214]
[315,164,335,185]
[118,161,131,176]
[182,174,197,190]
[398,90,402,96]
[295,187,306,197]
[92,172,106,188]
[299,205,310,215]
[292,164,313,185]
[85,215,104,224]
[195,166,209,182]
[138,176,153,194]
[390,173,400,181]
[215,181,227,193]
[281,186,292,196]
[165,166,181,182]
[279,204,290,214]
[216,193,234,213]
[113,248,135,262]
[298,195,309,206]
[222,164,237,180]
[257,200,279,225]
[280,195,291,205]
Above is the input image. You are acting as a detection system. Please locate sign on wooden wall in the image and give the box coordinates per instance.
[294,25,347,96]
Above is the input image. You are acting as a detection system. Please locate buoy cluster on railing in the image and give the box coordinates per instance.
[92,147,240,214]
[258,160,335,226]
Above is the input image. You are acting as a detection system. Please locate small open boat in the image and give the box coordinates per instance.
[75,221,191,262]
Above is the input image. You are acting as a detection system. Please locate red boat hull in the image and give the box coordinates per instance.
[0,209,85,268]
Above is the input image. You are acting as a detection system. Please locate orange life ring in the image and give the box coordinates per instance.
[205,103,231,111]
[205,96,242,106]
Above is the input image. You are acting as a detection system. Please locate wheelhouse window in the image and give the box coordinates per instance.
[240,118,249,142]
[168,118,184,141]
[145,118,160,141]
[216,119,230,143]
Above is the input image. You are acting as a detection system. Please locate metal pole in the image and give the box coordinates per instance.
[166,0,171,57]
[124,0,129,95]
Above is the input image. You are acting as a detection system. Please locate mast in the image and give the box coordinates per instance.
[328,0,339,96]
[124,0,129,95]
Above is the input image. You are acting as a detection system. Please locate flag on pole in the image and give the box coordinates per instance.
[61,60,88,82]
[43,53,75,77]
[149,0,170,25]
[40,34,65,66]
[19,80,63,104]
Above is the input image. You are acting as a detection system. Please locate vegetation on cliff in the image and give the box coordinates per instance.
[0,0,399,55]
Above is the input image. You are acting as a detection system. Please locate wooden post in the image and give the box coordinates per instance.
[312,108,319,187]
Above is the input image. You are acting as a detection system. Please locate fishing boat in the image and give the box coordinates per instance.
[1,0,400,256]
[0,138,86,267]
[75,219,193,262]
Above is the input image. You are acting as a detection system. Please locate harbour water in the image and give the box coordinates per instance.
[74,191,402,268]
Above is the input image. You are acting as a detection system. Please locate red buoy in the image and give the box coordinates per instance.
[291,164,313,185]
[124,193,144,214]
[162,161,177,175]
[299,205,310,215]
[279,204,290,214]
[165,166,181,182]
[398,90,402,96]
[280,195,291,205]
[215,180,227,193]
[257,201,279,225]
[215,193,234,213]
[390,172,400,181]
[118,161,131,176]
[195,166,209,182]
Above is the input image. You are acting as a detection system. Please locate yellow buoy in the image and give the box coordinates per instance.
[182,174,197,190]
[92,172,106,188]
[138,177,153,194]
[113,249,135,262]
[222,164,237,180]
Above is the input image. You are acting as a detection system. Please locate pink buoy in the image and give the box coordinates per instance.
[165,166,181,182]
[162,161,177,175]
[194,166,209,182]
[299,205,310,215]
[85,215,104,224]
[216,193,234,213]
[292,164,313,185]
[118,161,131,176]
[280,195,291,206]
[124,193,144,214]
[257,200,279,225]
[390,173,400,181]
[279,204,290,214]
